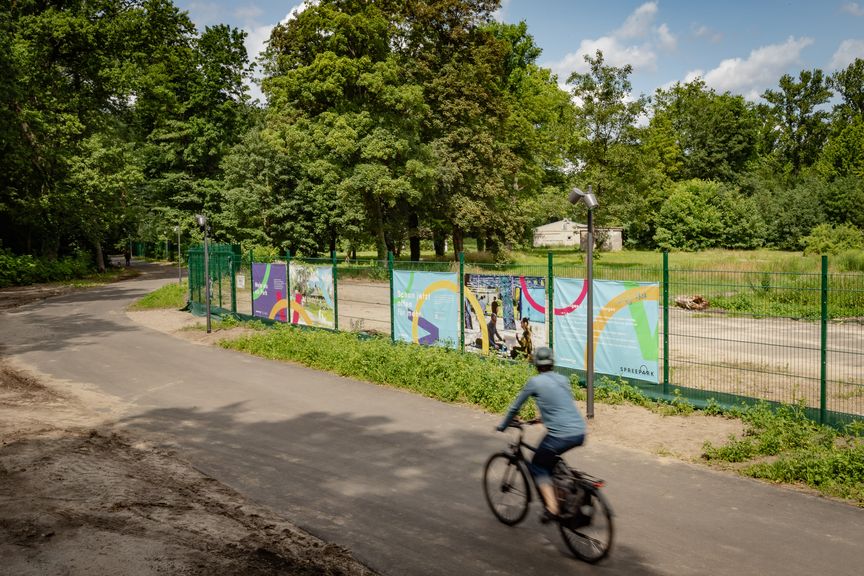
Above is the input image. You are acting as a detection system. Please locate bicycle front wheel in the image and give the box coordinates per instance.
[483,452,531,526]
[559,487,614,563]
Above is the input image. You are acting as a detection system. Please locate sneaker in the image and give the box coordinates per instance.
[539,509,559,524]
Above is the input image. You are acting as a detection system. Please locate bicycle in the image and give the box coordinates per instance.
[482,419,614,563]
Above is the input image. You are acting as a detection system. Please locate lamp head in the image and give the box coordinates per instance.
[569,187,599,210]
[195,214,207,230]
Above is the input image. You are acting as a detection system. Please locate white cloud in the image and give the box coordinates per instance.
[616,2,658,39]
[657,23,676,51]
[547,2,676,82]
[688,36,813,98]
[493,0,512,23]
[841,2,864,16]
[692,23,723,43]
[830,39,864,69]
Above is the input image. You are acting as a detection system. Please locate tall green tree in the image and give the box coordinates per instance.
[760,69,832,175]
[567,50,648,222]
[648,79,757,182]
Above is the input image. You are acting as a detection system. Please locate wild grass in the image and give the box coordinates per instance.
[221,325,538,415]
[703,402,864,504]
[129,281,187,310]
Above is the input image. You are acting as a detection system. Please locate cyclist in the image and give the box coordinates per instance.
[496,346,586,521]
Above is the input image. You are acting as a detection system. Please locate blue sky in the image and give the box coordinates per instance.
[175,0,864,101]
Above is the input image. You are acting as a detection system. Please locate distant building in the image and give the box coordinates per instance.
[532,218,623,251]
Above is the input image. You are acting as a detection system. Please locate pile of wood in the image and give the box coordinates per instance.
[674,295,709,310]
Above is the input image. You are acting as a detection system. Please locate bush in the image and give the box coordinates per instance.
[653,179,766,251]
[0,249,93,287]
[802,223,864,255]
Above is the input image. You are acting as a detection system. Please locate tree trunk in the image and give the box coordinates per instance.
[432,229,446,257]
[487,234,499,254]
[408,213,421,261]
[329,233,336,256]
[452,226,464,258]
[372,198,388,260]
[94,240,106,273]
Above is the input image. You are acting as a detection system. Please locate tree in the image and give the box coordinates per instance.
[760,69,832,174]
[567,50,649,222]
[648,79,757,182]
[828,57,864,120]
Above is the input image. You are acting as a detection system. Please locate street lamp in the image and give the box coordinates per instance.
[195,214,211,334]
[173,225,181,285]
[569,185,599,419]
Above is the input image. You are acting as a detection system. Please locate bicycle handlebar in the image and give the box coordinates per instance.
[508,417,542,428]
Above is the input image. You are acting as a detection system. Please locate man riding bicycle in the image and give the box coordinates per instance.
[496,347,586,521]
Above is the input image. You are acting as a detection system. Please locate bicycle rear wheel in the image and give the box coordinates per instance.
[558,487,613,563]
[483,452,530,526]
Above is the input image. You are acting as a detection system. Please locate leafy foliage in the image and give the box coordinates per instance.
[703,402,864,503]
[221,325,537,414]
[0,249,93,287]
[802,223,864,255]
[653,180,766,250]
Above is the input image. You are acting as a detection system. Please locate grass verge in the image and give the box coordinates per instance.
[129,281,187,310]
[703,402,864,504]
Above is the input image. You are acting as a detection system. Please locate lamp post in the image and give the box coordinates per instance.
[568,185,599,419]
[174,225,181,284]
[195,214,211,334]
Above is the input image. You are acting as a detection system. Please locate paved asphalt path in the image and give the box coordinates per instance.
[1,265,862,576]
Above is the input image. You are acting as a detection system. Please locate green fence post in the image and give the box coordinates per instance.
[663,250,670,396]
[332,250,339,331]
[286,250,292,324]
[820,254,828,424]
[249,249,254,316]
[216,249,223,309]
[230,250,237,315]
[389,251,395,342]
[547,252,554,351]
[459,252,465,351]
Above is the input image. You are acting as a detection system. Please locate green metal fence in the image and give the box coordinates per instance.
[187,248,864,426]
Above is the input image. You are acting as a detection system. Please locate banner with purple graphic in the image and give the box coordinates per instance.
[252,262,288,322]
[288,263,335,328]
[393,270,459,349]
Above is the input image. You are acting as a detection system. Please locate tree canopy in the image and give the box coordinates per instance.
[3,1,863,266]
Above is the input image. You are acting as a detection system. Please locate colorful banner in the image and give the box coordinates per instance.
[393,270,459,348]
[553,278,660,382]
[252,263,288,322]
[464,274,547,356]
[289,263,335,328]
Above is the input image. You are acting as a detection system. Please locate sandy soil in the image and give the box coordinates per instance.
[1,291,744,575]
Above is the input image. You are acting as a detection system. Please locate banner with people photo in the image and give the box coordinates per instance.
[553,278,660,382]
[393,270,460,348]
[252,262,288,322]
[288,262,335,328]
[463,274,547,357]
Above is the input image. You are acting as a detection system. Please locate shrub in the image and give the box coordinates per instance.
[802,223,864,255]
[0,249,93,287]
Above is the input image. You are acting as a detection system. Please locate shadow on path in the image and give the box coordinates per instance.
[120,402,657,576]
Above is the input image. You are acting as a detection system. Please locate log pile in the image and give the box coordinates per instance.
[674,295,709,310]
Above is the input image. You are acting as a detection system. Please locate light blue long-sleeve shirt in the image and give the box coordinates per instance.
[498,371,586,438]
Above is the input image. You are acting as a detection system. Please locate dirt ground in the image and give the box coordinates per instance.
[1,283,745,575]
